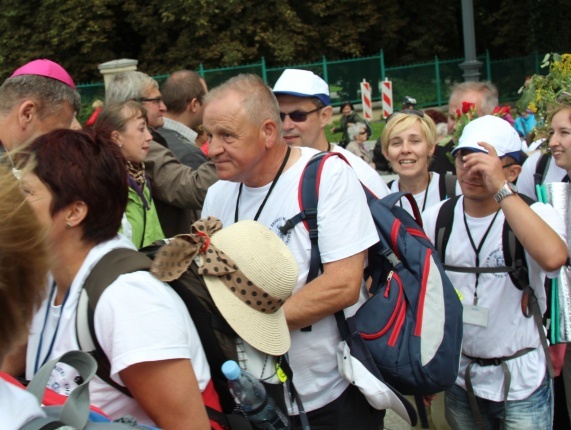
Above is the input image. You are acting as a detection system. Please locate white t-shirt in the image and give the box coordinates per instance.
[422,198,566,401]
[331,144,390,198]
[25,234,211,426]
[517,151,567,200]
[0,378,45,430]
[202,146,379,412]
[388,172,458,216]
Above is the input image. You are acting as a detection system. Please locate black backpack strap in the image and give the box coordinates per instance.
[444,174,457,199]
[20,419,67,430]
[77,248,152,397]
[534,153,551,188]
[501,194,555,379]
[434,196,461,264]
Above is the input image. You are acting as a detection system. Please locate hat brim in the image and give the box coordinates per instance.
[337,341,417,425]
[204,275,291,356]
[273,90,330,106]
[451,146,487,156]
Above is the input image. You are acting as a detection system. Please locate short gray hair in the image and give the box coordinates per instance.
[0,74,81,117]
[106,71,159,104]
[348,122,367,141]
[205,74,281,131]
[450,81,499,115]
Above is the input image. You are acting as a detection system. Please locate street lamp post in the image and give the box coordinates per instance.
[459,0,483,82]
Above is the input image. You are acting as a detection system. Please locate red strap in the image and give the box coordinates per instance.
[202,379,225,430]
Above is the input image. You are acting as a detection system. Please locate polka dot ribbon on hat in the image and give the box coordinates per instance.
[151,217,284,314]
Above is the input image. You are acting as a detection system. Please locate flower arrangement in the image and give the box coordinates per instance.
[517,53,571,142]
[439,102,512,148]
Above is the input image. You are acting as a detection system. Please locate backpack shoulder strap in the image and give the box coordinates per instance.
[502,194,535,290]
[437,173,457,200]
[434,195,461,264]
[534,153,551,188]
[76,248,152,397]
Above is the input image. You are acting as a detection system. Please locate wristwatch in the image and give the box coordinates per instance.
[494,181,518,203]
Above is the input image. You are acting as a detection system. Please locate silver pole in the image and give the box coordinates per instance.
[459,0,482,82]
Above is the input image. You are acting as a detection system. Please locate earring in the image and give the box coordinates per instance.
[66,222,71,228]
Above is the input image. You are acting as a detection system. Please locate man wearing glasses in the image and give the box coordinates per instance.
[273,68,389,198]
[201,74,384,429]
[106,71,218,237]
[421,115,567,429]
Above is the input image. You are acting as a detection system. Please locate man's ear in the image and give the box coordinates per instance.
[188,98,200,113]
[17,101,38,130]
[260,119,278,148]
[320,105,333,128]
[505,165,522,183]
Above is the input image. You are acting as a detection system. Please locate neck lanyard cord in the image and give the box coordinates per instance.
[463,205,500,305]
[235,146,291,223]
[34,282,71,373]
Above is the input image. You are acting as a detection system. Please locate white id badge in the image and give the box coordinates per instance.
[463,304,489,327]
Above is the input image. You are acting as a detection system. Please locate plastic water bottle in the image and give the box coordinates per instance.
[221,360,290,430]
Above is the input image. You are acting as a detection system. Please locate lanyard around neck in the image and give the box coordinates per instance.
[399,172,432,212]
[34,282,71,373]
[234,146,291,223]
[463,205,500,305]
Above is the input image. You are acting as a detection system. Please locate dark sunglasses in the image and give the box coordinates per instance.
[359,131,368,135]
[385,109,425,123]
[280,107,322,123]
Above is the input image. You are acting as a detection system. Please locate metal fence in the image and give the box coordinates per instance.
[77,51,547,112]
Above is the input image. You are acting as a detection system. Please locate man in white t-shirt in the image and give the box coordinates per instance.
[201,74,383,429]
[272,68,389,198]
[422,115,568,429]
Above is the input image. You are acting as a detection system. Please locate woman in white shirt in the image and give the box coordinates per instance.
[12,129,216,429]
[382,110,453,215]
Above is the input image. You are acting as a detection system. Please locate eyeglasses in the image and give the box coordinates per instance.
[279,107,322,123]
[359,131,368,135]
[385,109,425,123]
[136,97,163,105]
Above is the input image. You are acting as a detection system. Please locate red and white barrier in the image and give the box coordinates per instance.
[360,79,373,121]
[381,79,393,119]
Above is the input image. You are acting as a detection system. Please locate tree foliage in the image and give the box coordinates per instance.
[0,0,567,83]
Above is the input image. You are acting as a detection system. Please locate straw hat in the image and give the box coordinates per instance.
[201,220,298,356]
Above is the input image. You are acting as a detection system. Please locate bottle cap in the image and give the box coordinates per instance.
[221,360,241,380]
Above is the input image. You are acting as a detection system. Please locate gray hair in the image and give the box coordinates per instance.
[105,71,159,104]
[348,122,367,141]
[0,74,81,117]
[450,81,499,115]
[205,74,281,132]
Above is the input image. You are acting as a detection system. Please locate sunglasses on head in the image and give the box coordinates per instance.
[385,109,425,123]
[279,107,322,123]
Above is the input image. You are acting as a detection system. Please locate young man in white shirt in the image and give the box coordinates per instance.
[422,115,568,429]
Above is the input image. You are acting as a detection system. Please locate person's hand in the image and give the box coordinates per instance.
[458,142,506,194]
[423,394,437,407]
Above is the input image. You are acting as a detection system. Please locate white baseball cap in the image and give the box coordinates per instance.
[273,69,331,106]
[452,115,522,161]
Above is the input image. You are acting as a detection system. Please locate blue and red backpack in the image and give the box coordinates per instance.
[281,151,463,398]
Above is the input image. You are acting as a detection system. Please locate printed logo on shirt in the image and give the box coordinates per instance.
[47,362,79,395]
[270,217,292,245]
[484,247,509,278]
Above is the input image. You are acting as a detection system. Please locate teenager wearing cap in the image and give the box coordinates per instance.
[201,74,387,429]
[421,115,568,429]
[0,59,81,153]
[273,68,389,199]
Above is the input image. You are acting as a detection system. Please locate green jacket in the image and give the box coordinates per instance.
[122,178,165,248]
[332,112,365,144]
